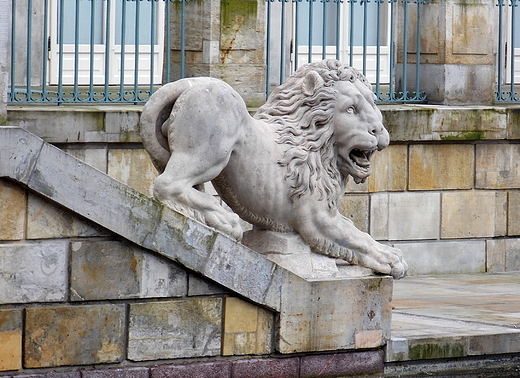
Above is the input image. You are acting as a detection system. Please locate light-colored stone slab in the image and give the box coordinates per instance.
[0,178,26,240]
[128,298,222,361]
[409,144,474,190]
[70,240,187,301]
[27,193,108,239]
[222,297,274,356]
[25,304,125,367]
[476,144,520,189]
[0,127,44,183]
[64,146,108,173]
[509,190,520,236]
[0,309,22,372]
[107,149,158,197]
[205,234,278,306]
[0,240,68,304]
[26,139,162,247]
[278,272,393,354]
[339,194,369,233]
[368,144,407,192]
[372,192,441,241]
[388,313,520,362]
[486,239,507,273]
[441,191,507,239]
[393,240,486,275]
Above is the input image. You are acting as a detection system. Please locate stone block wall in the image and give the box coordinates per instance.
[342,105,520,275]
[5,104,520,279]
[0,179,387,377]
[0,178,279,373]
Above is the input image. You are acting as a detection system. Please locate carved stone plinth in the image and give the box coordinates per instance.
[243,228,393,354]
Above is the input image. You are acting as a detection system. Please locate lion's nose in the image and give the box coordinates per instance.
[377,127,390,150]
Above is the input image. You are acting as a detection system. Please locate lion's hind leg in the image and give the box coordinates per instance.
[153,153,243,241]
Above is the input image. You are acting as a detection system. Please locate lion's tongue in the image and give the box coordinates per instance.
[350,149,370,167]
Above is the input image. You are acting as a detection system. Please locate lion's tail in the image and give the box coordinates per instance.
[140,77,220,173]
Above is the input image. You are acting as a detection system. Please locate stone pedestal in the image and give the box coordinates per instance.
[167,0,266,107]
[243,229,393,354]
[396,0,496,105]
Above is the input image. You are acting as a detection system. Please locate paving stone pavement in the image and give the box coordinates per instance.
[388,272,520,362]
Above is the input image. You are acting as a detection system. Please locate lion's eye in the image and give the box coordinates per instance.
[346,106,356,114]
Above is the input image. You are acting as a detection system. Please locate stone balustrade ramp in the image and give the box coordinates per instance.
[0,126,393,355]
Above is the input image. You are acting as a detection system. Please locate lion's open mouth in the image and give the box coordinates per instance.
[349,149,375,168]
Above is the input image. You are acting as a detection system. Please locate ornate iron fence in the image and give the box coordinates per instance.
[8,0,428,104]
[497,0,520,102]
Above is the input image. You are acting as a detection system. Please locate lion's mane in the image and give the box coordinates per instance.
[254,60,371,209]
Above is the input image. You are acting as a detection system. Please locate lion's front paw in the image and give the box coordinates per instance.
[204,210,244,242]
[355,243,408,280]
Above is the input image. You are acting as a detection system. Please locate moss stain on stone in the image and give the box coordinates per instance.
[440,130,484,140]
[409,342,465,360]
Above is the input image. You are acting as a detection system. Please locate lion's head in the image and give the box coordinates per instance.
[254,59,390,208]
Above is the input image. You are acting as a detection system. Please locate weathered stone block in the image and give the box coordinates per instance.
[441,191,507,239]
[509,190,520,236]
[27,193,108,239]
[0,127,44,183]
[26,140,162,247]
[64,146,108,173]
[151,362,232,378]
[107,149,158,197]
[25,304,125,368]
[476,144,520,189]
[489,238,520,272]
[300,350,384,378]
[393,240,486,275]
[0,309,22,371]
[0,178,26,240]
[205,234,278,308]
[486,239,506,273]
[339,195,369,233]
[231,358,300,378]
[82,367,149,378]
[188,272,229,296]
[505,238,520,272]
[371,192,441,241]
[128,298,222,361]
[222,297,274,356]
[277,271,392,354]
[409,144,474,190]
[70,240,187,301]
[0,240,68,304]
[368,145,407,192]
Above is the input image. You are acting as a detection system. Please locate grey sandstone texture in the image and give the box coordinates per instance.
[0,126,394,354]
[0,240,68,304]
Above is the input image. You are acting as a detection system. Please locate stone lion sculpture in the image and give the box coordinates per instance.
[140,59,407,279]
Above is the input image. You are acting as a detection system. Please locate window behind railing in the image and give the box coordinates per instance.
[496,0,520,102]
[266,0,428,102]
[8,0,428,104]
[9,0,166,104]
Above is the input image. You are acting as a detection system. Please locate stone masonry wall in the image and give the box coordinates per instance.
[0,178,278,372]
[5,105,520,277]
[0,177,386,377]
[8,105,520,277]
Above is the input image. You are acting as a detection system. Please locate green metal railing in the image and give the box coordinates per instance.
[9,0,173,104]
[266,0,428,102]
[9,0,427,104]
[497,0,520,102]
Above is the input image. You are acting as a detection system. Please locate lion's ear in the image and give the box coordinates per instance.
[302,70,324,96]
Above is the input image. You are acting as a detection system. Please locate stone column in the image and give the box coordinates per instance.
[395,0,497,105]
[0,0,10,124]
[166,0,266,107]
